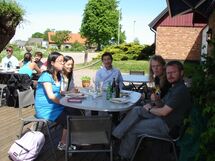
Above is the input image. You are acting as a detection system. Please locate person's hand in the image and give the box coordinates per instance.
[150,93,160,101]
[60,91,66,96]
[141,93,145,100]
[143,103,152,111]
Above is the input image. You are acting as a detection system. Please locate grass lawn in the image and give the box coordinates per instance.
[75,59,149,73]
[75,59,200,77]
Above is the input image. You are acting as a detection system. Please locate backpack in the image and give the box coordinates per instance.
[8,131,45,161]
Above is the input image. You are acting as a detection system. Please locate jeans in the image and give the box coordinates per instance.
[112,106,169,159]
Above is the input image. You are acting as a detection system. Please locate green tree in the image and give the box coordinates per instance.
[119,30,126,44]
[51,30,70,49]
[31,32,44,38]
[0,0,24,52]
[43,28,54,41]
[80,0,119,51]
[111,30,126,44]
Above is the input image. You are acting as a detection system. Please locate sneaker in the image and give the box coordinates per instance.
[69,145,77,150]
[57,142,66,151]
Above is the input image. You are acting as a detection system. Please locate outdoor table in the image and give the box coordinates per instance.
[0,70,20,84]
[122,74,149,91]
[60,90,141,112]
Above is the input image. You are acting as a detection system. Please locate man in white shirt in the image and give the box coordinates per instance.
[1,46,19,69]
[95,52,123,89]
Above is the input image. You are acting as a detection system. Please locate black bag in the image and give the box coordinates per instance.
[6,74,33,107]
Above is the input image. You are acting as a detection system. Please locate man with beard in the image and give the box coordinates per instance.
[112,61,192,161]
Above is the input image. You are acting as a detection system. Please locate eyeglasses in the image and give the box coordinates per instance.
[56,60,64,64]
[6,49,12,52]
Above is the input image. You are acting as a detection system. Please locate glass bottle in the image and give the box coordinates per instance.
[106,82,112,100]
[115,80,120,98]
[154,76,161,97]
[111,78,116,96]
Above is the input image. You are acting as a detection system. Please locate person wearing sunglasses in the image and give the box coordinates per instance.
[1,46,19,70]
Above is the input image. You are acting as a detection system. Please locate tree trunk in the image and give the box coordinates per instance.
[97,42,101,51]
[0,15,20,52]
[0,24,15,52]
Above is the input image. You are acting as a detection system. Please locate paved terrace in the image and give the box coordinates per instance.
[0,52,173,161]
[0,105,172,161]
[0,106,111,161]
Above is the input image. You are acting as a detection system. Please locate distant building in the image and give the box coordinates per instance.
[14,40,26,49]
[149,8,207,61]
[47,32,86,49]
[26,38,43,47]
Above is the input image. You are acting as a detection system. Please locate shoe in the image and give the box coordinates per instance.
[57,142,66,151]
[113,154,129,161]
[68,145,77,150]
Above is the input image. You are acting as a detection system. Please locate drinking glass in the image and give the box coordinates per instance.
[95,81,103,95]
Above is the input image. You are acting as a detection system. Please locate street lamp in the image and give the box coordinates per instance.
[117,8,121,45]
[133,20,136,41]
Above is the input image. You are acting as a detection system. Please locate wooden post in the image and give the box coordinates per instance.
[84,50,88,64]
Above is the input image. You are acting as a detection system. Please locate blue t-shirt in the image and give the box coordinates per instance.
[35,72,64,121]
[19,62,33,77]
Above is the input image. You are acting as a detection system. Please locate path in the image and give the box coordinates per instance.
[62,52,100,87]
[41,52,100,87]
[61,51,99,64]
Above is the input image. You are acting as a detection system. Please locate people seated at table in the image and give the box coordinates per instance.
[61,56,75,93]
[19,52,41,78]
[34,52,81,151]
[1,46,19,69]
[95,52,123,89]
[147,55,171,99]
[112,61,192,161]
[34,51,43,68]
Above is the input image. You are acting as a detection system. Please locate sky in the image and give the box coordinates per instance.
[13,0,167,45]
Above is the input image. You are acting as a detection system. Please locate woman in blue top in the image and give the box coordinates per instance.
[35,52,79,151]
[19,52,41,77]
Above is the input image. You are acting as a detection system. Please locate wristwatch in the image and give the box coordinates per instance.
[148,107,152,113]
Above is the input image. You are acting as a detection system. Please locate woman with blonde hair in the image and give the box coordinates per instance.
[148,55,171,99]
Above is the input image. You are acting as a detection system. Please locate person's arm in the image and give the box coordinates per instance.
[14,57,19,68]
[68,78,75,91]
[43,82,60,104]
[32,62,41,74]
[19,61,23,67]
[143,103,173,116]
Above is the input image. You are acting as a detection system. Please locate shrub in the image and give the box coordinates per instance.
[99,43,154,61]
[188,38,215,161]
[70,42,85,52]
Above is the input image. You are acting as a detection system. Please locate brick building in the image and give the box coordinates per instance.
[149,8,207,61]
[165,0,215,58]
[48,32,86,49]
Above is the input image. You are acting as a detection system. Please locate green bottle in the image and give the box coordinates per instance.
[106,82,112,100]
